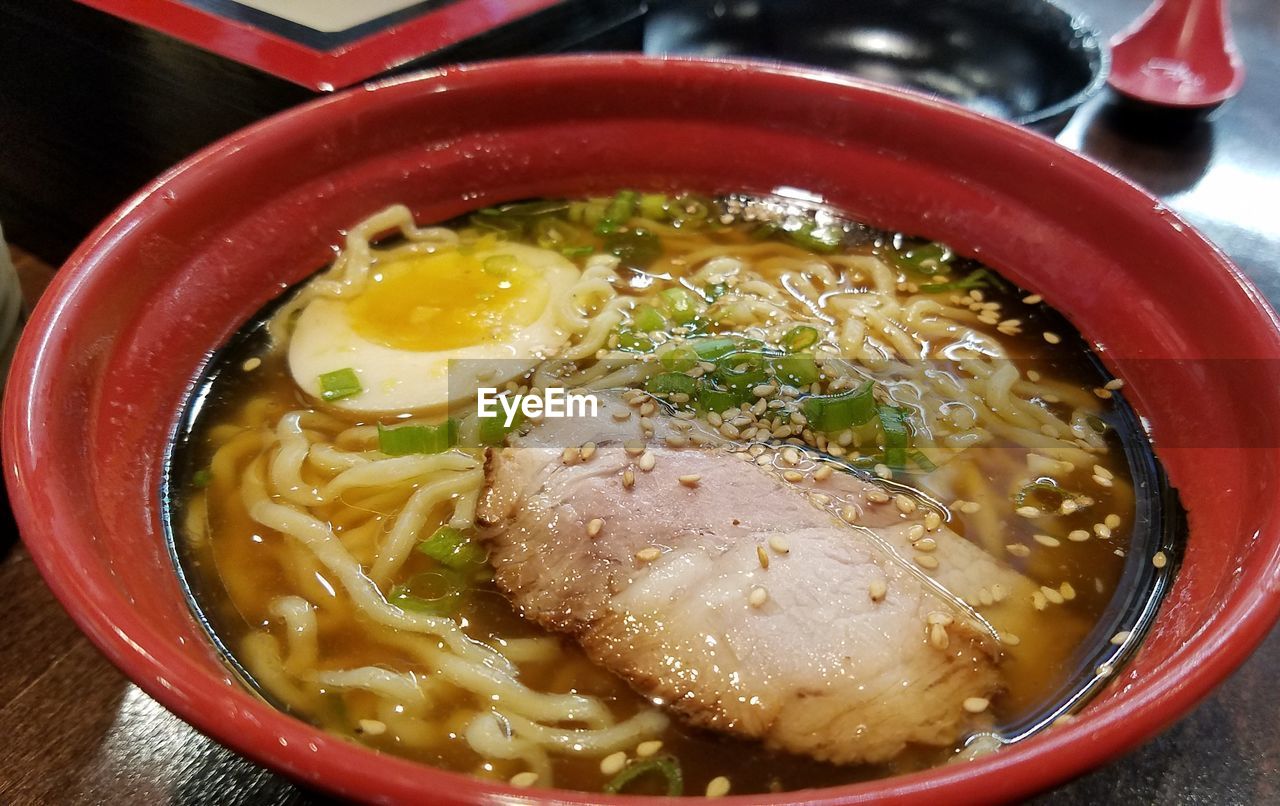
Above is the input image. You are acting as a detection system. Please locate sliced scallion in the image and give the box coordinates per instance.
[878,404,910,469]
[318,367,362,401]
[595,190,639,235]
[645,372,697,399]
[772,353,820,387]
[632,304,667,333]
[802,381,876,432]
[781,324,820,352]
[377,420,457,456]
[602,755,684,796]
[416,526,487,570]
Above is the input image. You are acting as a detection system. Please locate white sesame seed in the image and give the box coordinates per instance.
[624,439,645,456]
[874,463,892,479]
[1023,294,1042,305]
[241,357,262,372]
[1104,378,1125,391]
[612,408,632,422]
[706,776,731,798]
[560,446,578,465]
[960,501,982,514]
[1110,630,1131,645]
[1043,331,1062,344]
[636,547,661,562]
[813,464,834,481]
[1001,632,1021,646]
[1105,513,1122,529]
[840,505,860,523]
[1094,523,1112,538]
[915,555,940,570]
[639,401,656,417]
[1067,529,1091,542]
[781,447,800,465]
[991,583,1008,602]
[867,490,891,504]
[1097,663,1114,677]
[1059,582,1076,600]
[1094,464,1114,480]
[600,751,628,776]
[1033,534,1061,548]
[924,510,942,531]
[748,586,769,608]
[1032,591,1047,610]
[916,538,938,553]
[586,518,604,538]
[768,535,790,554]
[636,740,663,758]
[752,384,776,398]
[1027,369,1042,382]
[963,697,990,714]
[622,469,635,489]
[756,545,770,569]
[579,442,597,461]
[719,422,741,439]
[706,411,723,427]
[638,451,656,472]
[906,524,926,542]
[510,771,539,788]
[357,719,386,736]
[1041,585,1065,605]
[1006,543,1031,557]
[678,474,701,488]
[1059,499,1080,515]
[1016,506,1042,518]
[1093,387,1113,400]
[929,622,949,649]
[783,470,804,483]
[894,494,917,514]
[1153,551,1168,569]
[869,578,887,602]
[665,434,689,449]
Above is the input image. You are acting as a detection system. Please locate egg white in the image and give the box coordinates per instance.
[288,243,580,413]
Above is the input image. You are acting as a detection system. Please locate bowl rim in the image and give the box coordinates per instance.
[6,54,1280,804]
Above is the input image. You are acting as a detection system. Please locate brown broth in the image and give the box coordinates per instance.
[167,196,1177,796]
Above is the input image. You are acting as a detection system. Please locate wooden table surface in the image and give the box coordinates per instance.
[4,0,1280,803]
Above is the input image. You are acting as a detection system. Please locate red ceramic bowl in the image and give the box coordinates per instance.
[7,56,1280,804]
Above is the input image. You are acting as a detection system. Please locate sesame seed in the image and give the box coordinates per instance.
[748,586,769,608]
[1105,513,1122,529]
[1043,331,1062,344]
[1067,529,1091,542]
[915,555,940,570]
[963,697,990,714]
[586,518,604,538]
[636,547,662,562]
[1094,523,1112,538]
[783,470,805,483]
[241,357,262,372]
[869,578,887,602]
[768,535,790,554]
[1016,506,1041,518]
[612,408,632,422]
[579,442,597,461]
[813,464,834,481]
[927,611,954,626]
[1110,630,1131,645]
[706,776,731,798]
[960,501,982,514]
[1059,581,1076,600]
[624,439,645,456]
[990,583,1008,602]
[1041,585,1065,605]
[1153,551,1168,569]
[867,490,891,504]
[707,411,723,427]
[924,510,942,531]
[1104,379,1125,391]
[755,453,773,466]
[638,451,656,472]
[906,524,926,542]
[874,463,892,479]
[357,719,386,736]
[752,384,776,398]
[560,447,578,464]
[1053,714,1076,727]
[781,447,800,465]
[916,538,938,553]
[894,494,917,514]
[1027,370,1042,382]
[1006,544,1031,557]
[840,505,860,523]
[719,422,741,439]
[1093,387,1113,400]
[639,401,656,417]
[1092,474,1113,488]
[678,474,701,488]
[1059,499,1080,515]
[622,469,635,489]
[930,622,950,649]
[665,434,689,448]
[1032,591,1048,610]
[1023,294,1042,305]
[1033,534,1061,548]
[600,751,628,776]
[1096,663,1114,677]
[1093,464,1114,480]
[757,545,770,569]
[636,740,663,758]
[510,771,539,788]
[1001,632,1021,646]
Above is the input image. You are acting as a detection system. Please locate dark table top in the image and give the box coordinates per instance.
[3,0,1280,803]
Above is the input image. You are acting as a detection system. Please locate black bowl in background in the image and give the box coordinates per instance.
[644,0,1108,134]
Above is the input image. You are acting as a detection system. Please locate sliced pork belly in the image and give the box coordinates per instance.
[477,396,1034,765]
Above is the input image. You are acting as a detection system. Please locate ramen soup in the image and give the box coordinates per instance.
[170,194,1177,797]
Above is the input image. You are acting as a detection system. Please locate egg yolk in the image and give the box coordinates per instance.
[346,250,547,352]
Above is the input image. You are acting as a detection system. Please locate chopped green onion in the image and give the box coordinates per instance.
[751,221,780,240]
[802,381,876,432]
[416,526,487,570]
[645,372,697,399]
[604,228,661,267]
[890,241,952,274]
[918,268,1001,294]
[616,330,655,353]
[638,193,669,220]
[571,198,609,227]
[603,755,683,796]
[667,193,712,228]
[781,325,820,352]
[659,344,698,372]
[595,190,639,235]
[773,353,821,387]
[689,336,740,361]
[192,468,213,488]
[478,405,525,446]
[377,420,457,456]
[878,404,910,469]
[659,286,702,324]
[909,450,937,472]
[696,378,752,414]
[319,368,362,401]
[561,245,595,257]
[389,571,464,615]
[632,304,667,333]
[785,221,843,253]
[483,254,517,275]
[703,282,729,301]
[716,352,770,391]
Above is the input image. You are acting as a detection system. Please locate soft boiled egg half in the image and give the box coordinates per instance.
[288,242,580,413]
